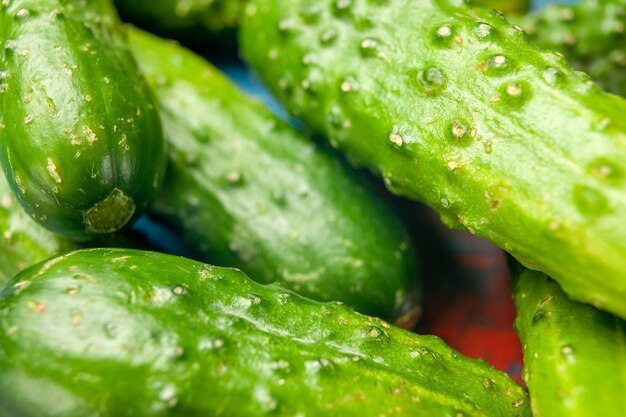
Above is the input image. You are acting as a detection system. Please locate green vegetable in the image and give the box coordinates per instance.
[127,28,419,321]
[472,0,529,15]
[516,0,626,96]
[0,171,149,283]
[0,0,167,240]
[0,248,530,416]
[0,172,77,282]
[240,0,626,319]
[512,261,626,417]
[114,0,246,35]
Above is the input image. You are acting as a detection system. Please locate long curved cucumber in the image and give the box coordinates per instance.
[516,0,626,96]
[240,0,626,319]
[127,28,420,321]
[0,248,530,417]
[512,261,626,416]
[114,0,245,36]
[0,0,167,240]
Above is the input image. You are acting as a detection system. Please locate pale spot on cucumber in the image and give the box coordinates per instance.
[84,188,135,234]
[46,158,62,183]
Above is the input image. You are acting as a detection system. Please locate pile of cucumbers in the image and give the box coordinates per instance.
[0,0,624,415]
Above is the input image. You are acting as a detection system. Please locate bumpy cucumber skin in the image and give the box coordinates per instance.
[0,248,530,417]
[0,0,167,240]
[127,28,420,321]
[0,172,76,282]
[240,0,626,319]
[472,0,529,15]
[516,0,626,96]
[114,0,245,34]
[512,261,626,417]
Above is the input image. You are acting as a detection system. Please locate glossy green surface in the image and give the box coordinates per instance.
[0,248,530,416]
[0,0,167,240]
[115,0,245,34]
[127,29,420,321]
[517,0,626,96]
[0,171,76,282]
[240,0,626,319]
[512,262,626,417]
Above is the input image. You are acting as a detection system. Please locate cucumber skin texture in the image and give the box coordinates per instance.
[0,248,530,417]
[240,0,626,319]
[114,0,245,34]
[0,0,167,240]
[127,28,420,320]
[512,262,626,417]
[516,0,626,96]
[0,171,148,284]
[0,171,76,282]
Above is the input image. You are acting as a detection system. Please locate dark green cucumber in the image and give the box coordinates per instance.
[0,171,149,283]
[115,0,245,35]
[516,0,626,96]
[127,28,420,321]
[0,248,530,416]
[0,171,76,282]
[512,261,626,416]
[472,0,529,15]
[0,0,167,240]
[240,0,626,319]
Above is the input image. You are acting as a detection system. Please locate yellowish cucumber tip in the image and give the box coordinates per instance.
[84,188,135,234]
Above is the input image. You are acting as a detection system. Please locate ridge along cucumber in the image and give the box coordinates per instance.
[114,0,246,35]
[0,248,531,417]
[515,0,626,96]
[0,0,167,240]
[0,171,149,283]
[127,28,420,322]
[240,0,626,319]
[511,261,626,417]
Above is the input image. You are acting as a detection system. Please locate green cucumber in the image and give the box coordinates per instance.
[0,0,167,240]
[240,0,626,319]
[512,261,626,416]
[516,0,626,96]
[127,28,420,321]
[0,171,148,283]
[0,171,77,282]
[0,248,530,417]
[472,0,529,15]
[114,0,245,35]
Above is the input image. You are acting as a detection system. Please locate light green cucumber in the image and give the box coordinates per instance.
[240,0,626,319]
[127,28,420,321]
[512,261,626,416]
[0,248,530,416]
[0,0,167,240]
[516,0,626,96]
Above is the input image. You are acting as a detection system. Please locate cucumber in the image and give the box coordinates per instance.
[0,171,148,283]
[127,28,420,321]
[0,0,167,240]
[114,0,245,36]
[0,248,530,417]
[516,0,626,96]
[0,171,76,282]
[511,261,626,417]
[240,0,626,319]
[472,0,529,15]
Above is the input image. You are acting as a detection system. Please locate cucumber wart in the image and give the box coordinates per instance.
[0,0,167,240]
[240,0,626,319]
[0,248,530,417]
[128,28,420,321]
